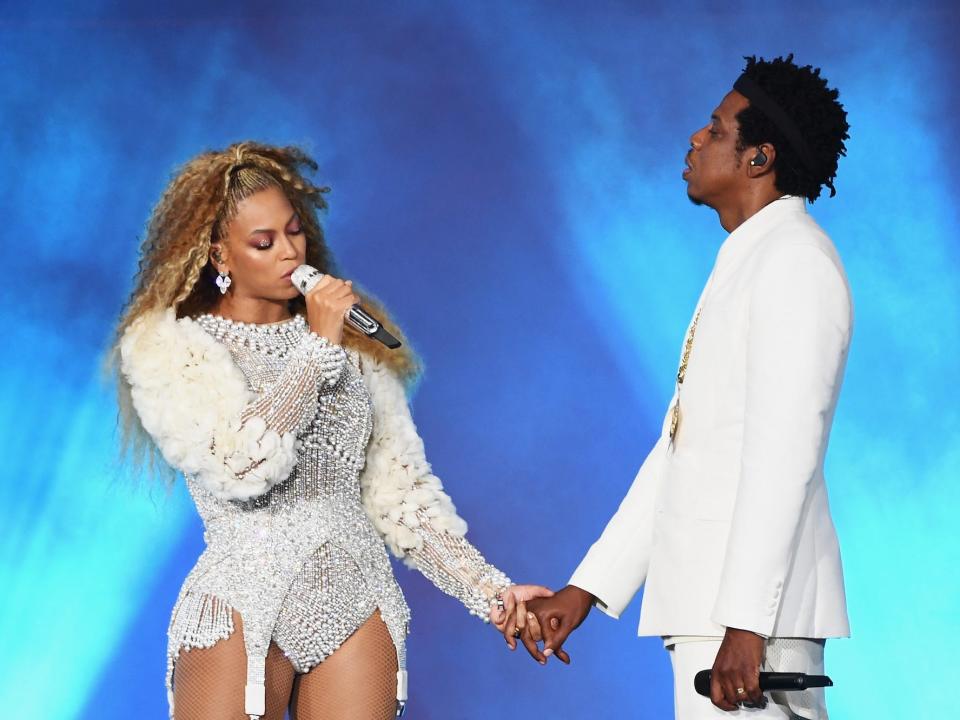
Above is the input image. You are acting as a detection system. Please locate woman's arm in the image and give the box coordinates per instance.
[359,355,523,620]
[119,308,345,500]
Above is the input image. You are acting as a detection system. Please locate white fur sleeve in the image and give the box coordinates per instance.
[119,309,345,501]
[359,357,511,620]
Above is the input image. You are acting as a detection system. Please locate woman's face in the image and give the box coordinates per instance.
[213,185,306,303]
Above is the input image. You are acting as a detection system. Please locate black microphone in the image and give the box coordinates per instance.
[694,671,833,697]
[291,265,401,349]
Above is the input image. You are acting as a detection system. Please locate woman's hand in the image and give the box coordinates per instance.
[303,274,358,345]
[490,584,569,663]
[490,584,553,631]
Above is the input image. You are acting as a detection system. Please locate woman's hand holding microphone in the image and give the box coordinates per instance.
[302,274,358,346]
[292,264,402,349]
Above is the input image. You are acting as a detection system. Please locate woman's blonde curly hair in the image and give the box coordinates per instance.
[110,141,420,480]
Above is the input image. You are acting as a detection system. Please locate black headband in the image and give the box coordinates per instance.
[733,73,815,173]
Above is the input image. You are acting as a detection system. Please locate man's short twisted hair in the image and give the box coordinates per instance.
[735,54,849,202]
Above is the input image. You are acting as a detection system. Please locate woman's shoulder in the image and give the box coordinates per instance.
[356,338,423,394]
[119,307,237,383]
[359,349,404,388]
[360,348,425,414]
[121,307,198,346]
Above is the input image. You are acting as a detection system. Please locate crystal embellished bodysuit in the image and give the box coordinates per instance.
[159,314,510,718]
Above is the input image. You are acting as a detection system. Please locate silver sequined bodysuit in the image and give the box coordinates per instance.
[165,314,510,718]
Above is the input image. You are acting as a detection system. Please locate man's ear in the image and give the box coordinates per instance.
[746,142,776,178]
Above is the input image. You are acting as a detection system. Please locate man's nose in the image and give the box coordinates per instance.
[689,126,706,150]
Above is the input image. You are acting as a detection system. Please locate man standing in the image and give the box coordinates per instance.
[514,55,851,718]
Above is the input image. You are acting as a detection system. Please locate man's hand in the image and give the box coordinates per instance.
[509,600,572,665]
[515,584,594,664]
[490,584,554,651]
[710,627,766,711]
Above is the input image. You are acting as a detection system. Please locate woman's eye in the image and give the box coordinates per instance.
[256,239,273,249]
[289,225,303,235]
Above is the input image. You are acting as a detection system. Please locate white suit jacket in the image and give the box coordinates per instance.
[570,196,851,639]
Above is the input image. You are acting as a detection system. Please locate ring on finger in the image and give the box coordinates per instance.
[513,628,521,638]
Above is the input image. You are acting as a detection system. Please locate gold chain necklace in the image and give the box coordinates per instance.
[668,307,702,445]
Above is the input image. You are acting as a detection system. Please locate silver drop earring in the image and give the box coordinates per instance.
[216,270,232,294]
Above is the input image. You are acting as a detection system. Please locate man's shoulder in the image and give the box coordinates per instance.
[747,220,852,318]
[757,211,845,277]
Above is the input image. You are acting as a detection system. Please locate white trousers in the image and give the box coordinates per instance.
[666,639,828,720]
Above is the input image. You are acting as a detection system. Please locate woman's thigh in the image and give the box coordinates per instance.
[291,609,398,720]
[173,609,296,720]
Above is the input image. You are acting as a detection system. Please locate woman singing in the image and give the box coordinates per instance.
[112,142,548,720]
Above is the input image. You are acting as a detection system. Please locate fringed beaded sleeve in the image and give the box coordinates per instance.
[359,357,511,620]
[120,309,345,501]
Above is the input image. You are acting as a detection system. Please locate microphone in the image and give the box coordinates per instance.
[291,265,401,349]
[694,671,833,697]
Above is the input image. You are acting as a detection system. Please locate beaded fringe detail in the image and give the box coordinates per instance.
[165,592,237,718]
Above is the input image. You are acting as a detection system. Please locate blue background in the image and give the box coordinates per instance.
[1,1,958,718]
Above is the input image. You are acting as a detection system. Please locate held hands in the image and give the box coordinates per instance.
[303,274,358,345]
[495,584,594,666]
[710,627,767,711]
[489,584,553,641]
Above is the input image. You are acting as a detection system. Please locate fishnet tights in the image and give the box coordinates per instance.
[172,611,294,720]
[172,609,397,720]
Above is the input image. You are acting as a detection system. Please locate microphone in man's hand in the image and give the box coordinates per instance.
[291,265,401,349]
[694,671,833,697]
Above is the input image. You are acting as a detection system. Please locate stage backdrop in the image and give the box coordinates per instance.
[2,1,957,718]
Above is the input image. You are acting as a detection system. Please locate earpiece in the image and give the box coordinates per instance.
[749,150,768,167]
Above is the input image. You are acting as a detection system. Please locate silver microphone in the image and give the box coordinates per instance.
[290,265,401,349]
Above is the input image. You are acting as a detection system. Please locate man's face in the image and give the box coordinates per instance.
[683,90,751,208]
